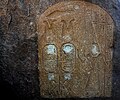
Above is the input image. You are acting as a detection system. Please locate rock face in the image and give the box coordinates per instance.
[0,0,120,100]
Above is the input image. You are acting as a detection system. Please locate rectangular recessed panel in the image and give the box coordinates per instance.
[38,1,114,98]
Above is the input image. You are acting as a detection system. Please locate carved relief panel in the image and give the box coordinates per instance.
[37,1,114,98]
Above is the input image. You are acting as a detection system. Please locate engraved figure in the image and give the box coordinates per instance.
[38,1,114,98]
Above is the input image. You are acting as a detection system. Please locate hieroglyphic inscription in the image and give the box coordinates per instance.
[37,1,114,98]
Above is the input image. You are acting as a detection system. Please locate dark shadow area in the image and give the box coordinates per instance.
[0,77,20,100]
[39,97,112,100]
[111,28,120,99]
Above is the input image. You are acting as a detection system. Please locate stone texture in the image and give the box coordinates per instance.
[38,1,114,98]
[0,0,120,100]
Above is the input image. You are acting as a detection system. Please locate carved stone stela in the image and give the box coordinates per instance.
[37,1,114,98]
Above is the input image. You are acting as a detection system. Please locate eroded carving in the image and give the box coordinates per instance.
[43,44,57,72]
[38,1,114,98]
[61,43,75,72]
